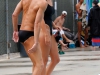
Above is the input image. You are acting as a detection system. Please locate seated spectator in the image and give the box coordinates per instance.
[52,11,74,43]
[52,29,68,50]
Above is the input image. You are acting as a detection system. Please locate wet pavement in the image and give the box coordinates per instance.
[0,46,100,75]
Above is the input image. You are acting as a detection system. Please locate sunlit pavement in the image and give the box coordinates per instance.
[0,46,100,75]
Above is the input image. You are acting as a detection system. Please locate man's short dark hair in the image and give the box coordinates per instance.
[93,0,98,5]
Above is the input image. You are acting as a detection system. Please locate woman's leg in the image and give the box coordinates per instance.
[22,36,44,75]
[46,35,60,75]
[39,29,51,75]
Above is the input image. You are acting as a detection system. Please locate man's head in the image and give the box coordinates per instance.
[79,0,84,3]
[61,11,67,18]
[92,0,98,6]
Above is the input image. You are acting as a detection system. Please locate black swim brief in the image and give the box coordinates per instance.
[19,30,34,43]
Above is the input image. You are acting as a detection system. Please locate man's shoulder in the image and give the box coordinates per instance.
[76,3,78,7]
[76,3,79,5]
[76,3,80,7]
[89,7,94,12]
[76,3,81,9]
[38,0,47,8]
[56,16,61,19]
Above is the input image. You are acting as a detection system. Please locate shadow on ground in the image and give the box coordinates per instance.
[6,73,31,75]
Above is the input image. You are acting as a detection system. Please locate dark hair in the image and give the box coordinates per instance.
[93,0,98,5]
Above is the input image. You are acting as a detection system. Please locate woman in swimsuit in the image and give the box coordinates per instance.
[39,0,60,75]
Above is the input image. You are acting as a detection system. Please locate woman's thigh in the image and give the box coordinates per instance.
[39,30,51,62]
[49,35,59,59]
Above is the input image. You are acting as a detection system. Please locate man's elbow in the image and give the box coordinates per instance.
[12,13,18,18]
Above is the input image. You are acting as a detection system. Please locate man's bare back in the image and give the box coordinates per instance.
[20,0,47,31]
[12,0,48,75]
[12,0,47,50]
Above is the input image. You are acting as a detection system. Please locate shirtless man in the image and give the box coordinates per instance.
[76,0,88,47]
[12,0,47,75]
[53,11,73,43]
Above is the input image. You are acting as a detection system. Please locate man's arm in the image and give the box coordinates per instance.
[34,2,47,43]
[63,27,70,31]
[76,4,82,16]
[52,21,57,29]
[12,1,22,42]
[12,1,22,31]
[53,17,60,29]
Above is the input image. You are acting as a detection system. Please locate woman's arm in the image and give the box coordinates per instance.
[34,2,47,44]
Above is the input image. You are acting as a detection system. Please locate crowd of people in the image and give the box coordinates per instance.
[12,0,100,75]
[76,0,100,50]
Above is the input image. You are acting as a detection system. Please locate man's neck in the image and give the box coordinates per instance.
[60,15,64,19]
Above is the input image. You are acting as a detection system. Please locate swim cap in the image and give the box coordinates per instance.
[62,11,67,15]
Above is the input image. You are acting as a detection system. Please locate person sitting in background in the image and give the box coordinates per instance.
[52,29,68,50]
[53,11,73,43]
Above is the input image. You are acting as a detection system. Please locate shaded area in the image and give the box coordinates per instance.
[0,60,30,63]
[0,65,32,68]
[63,58,100,61]
[6,73,31,75]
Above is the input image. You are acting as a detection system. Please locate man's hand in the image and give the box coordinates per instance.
[12,31,19,43]
[63,27,70,31]
[66,28,70,31]
[56,26,62,30]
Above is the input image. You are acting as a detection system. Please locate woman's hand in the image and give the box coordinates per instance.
[44,24,51,45]
[45,33,51,45]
